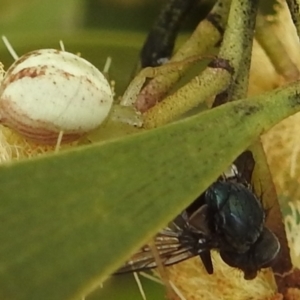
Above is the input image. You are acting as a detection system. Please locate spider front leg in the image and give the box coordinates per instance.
[121,55,212,108]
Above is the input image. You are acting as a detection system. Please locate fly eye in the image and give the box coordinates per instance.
[220,250,259,280]
[219,227,280,280]
[253,227,280,268]
[219,250,244,268]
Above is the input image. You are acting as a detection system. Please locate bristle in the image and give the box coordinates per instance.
[133,272,147,300]
[2,35,19,60]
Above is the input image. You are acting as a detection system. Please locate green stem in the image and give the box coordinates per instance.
[217,0,259,101]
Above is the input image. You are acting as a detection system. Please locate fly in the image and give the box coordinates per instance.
[115,151,280,280]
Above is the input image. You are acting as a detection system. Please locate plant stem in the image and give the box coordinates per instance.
[216,0,259,103]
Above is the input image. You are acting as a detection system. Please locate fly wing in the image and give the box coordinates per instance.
[115,214,201,274]
[233,150,255,184]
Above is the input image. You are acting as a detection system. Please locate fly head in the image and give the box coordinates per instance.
[219,227,280,279]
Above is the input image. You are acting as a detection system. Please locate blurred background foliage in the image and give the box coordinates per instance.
[0,0,280,34]
[0,0,213,34]
[0,0,279,94]
[0,0,210,96]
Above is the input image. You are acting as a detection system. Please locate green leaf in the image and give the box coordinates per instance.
[0,81,300,300]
